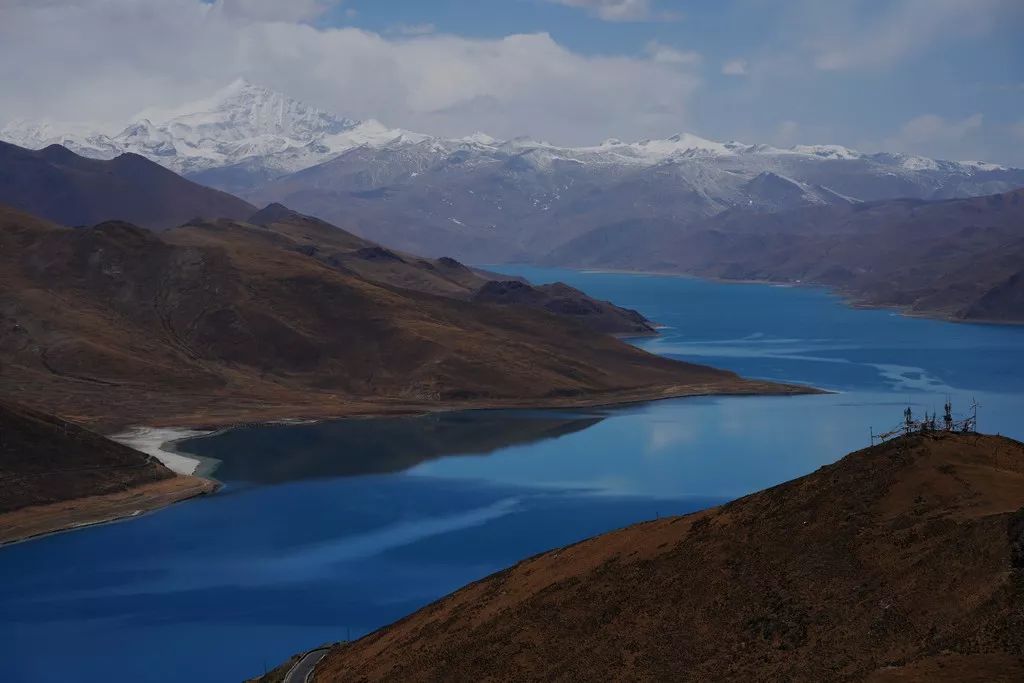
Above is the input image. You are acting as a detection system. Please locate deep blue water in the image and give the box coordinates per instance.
[2,267,1024,682]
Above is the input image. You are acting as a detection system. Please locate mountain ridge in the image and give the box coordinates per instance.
[0,140,255,230]
[3,80,1016,178]
[543,187,1024,323]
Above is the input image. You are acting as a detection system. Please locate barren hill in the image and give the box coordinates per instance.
[546,188,1024,323]
[0,400,172,515]
[0,400,215,543]
[246,203,656,335]
[0,205,802,429]
[0,141,255,230]
[310,432,1024,682]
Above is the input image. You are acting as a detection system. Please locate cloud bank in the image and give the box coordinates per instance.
[544,0,680,23]
[0,0,699,145]
[799,0,1014,71]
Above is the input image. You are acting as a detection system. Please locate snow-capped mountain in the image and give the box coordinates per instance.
[3,79,1015,185]
[0,119,124,160]
[4,80,1022,262]
[0,79,426,178]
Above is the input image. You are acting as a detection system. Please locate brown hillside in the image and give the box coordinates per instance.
[0,205,805,429]
[546,188,1024,323]
[247,204,656,335]
[0,141,255,230]
[312,432,1024,682]
[0,400,172,514]
[0,399,215,543]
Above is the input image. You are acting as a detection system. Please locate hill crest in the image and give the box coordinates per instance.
[309,431,1024,682]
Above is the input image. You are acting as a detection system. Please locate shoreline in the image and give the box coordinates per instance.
[561,266,1023,327]
[0,378,821,547]
[105,377,822,433]
[111,426,224,478]
[0,429,224,547]
[0,475,218,547]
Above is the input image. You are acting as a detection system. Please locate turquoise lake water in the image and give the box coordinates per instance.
[2,266,1022,682]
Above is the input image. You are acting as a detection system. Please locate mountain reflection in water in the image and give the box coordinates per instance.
[180,410,604,485]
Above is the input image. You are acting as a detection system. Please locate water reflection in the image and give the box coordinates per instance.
[182,410,603,485]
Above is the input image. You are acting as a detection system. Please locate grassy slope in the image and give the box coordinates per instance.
[0,205,808,429]
[312,432,1024,682]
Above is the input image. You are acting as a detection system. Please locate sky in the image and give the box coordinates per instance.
[2,0,1023,165]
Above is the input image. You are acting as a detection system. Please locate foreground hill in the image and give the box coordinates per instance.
[546,188,1024,323]
[0,401,213,543]
[0,205,803,429]
[0,141,255,230]
[309,432,1024,682]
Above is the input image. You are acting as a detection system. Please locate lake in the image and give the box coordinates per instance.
[2,266,1023,682]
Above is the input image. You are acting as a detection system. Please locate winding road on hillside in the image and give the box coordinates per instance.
[283,648,328,683]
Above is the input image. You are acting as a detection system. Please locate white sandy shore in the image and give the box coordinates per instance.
[111,427,214,476]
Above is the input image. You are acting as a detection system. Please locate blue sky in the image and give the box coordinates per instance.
[3,0,1023,164]
[329,0,1024,162]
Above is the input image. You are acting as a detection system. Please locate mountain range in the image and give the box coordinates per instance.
[4,80,1023,264]
[545,188,1024,323]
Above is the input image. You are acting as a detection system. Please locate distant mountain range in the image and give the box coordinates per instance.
[545,188,1024,323]
[4,80,1023,263]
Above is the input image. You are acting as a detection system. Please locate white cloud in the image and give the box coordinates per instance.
[876,113,988,160]
[721,58,748,76]
[896,113,984,145]
[545,0,681,22]
[644,41,701,66]
[773,120,800,147]
[390,23,437,36]
[0,0,701,146]
[806,0,1012,71]
[213,0,341,23]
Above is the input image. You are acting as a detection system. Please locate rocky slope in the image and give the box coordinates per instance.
[307,431,1024,682]
[0,140,255,230]
[0,205,804,429]
[546,188,1024,323]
